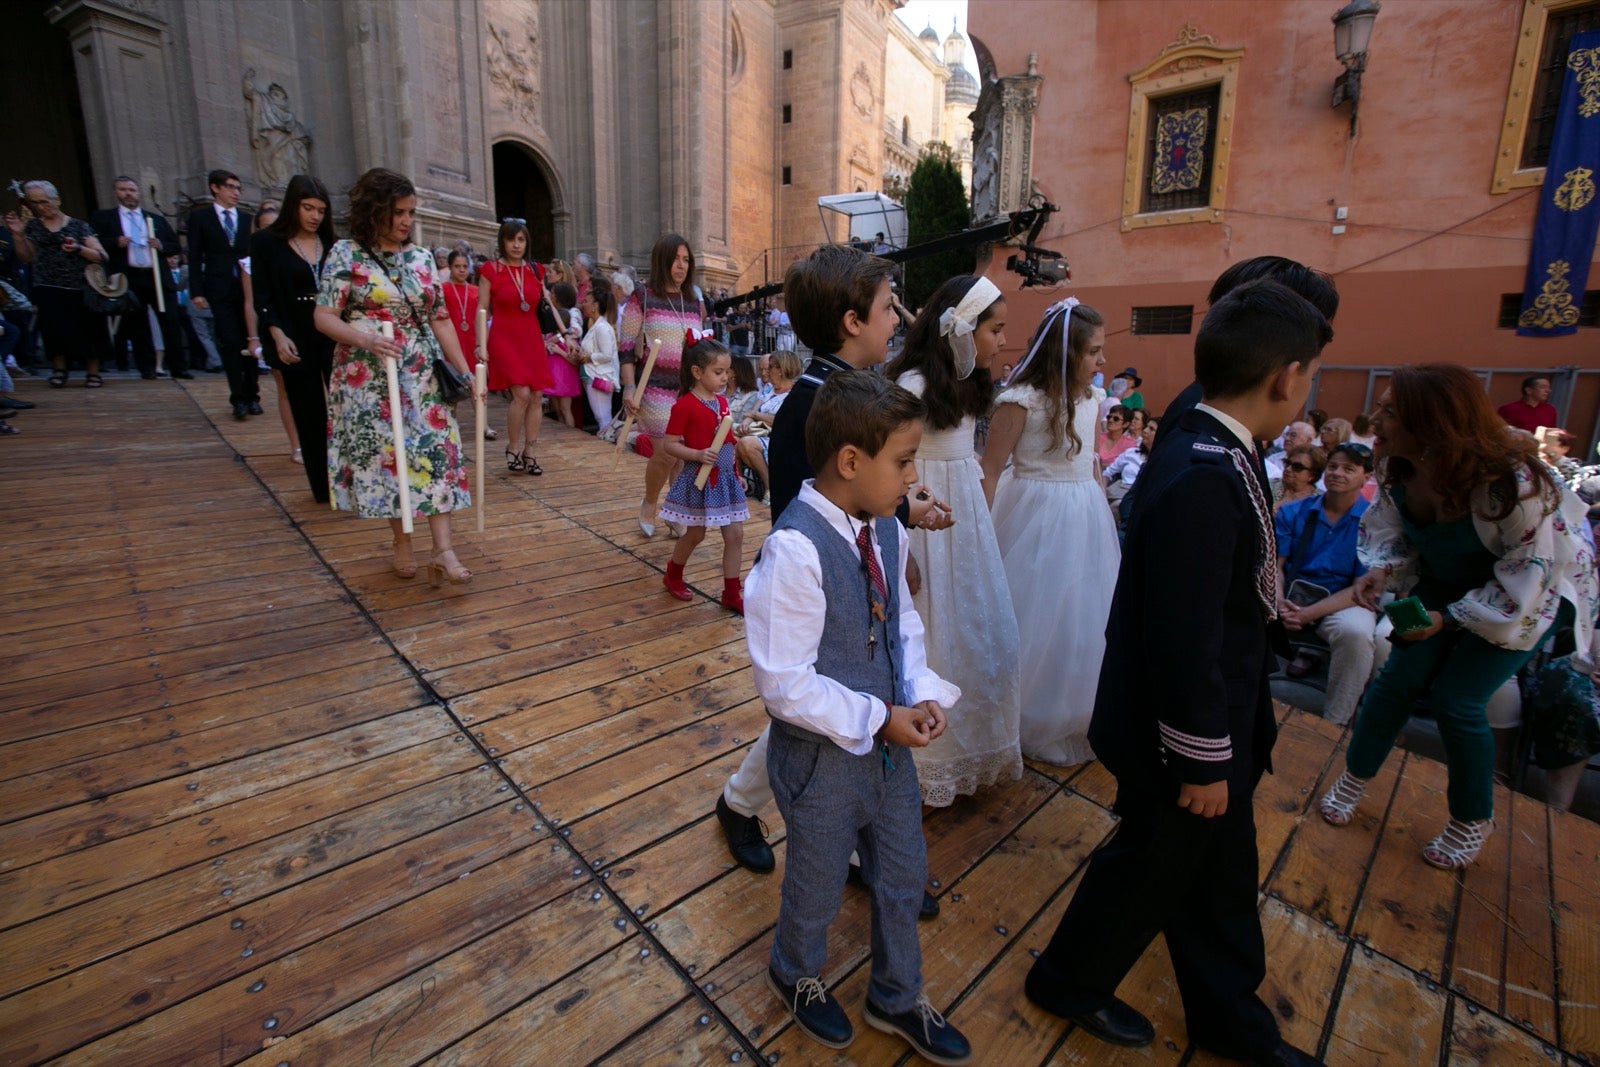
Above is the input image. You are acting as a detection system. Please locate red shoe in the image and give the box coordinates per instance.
[664,560,693,601]
[721,578,744,615]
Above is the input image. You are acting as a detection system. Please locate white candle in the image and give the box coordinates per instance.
[379,321,413,534]
[146,217,165,313]
[695,414,734,490]
[611,337,662,471]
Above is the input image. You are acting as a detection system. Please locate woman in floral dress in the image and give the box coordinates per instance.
[314,168,484,585]
[1318,364,1596,870]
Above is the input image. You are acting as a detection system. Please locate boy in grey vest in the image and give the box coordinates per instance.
[744,371,971,1065]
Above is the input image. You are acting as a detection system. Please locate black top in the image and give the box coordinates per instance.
[767,353,912,528]
[88,207,179,292]
[1088,407,1279,797]
[185,205,254,305]
[249,228,330,369]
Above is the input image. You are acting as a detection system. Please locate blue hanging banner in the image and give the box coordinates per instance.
[1517,29,1600,337]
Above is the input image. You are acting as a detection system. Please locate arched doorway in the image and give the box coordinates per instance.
[2,5,96,213]
[491,141,557,261]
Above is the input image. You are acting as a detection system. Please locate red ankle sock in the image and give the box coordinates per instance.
[721,577,744,614]
[664,560,692,600]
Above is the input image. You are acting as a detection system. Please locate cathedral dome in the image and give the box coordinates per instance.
[945,62,979,104]
[919,22,939,48]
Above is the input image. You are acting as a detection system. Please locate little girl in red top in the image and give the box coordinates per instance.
[659,331,749,612]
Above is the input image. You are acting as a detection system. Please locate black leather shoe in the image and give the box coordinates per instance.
[0,398,35,409]
[172,371,194,380]
[865,995,971,1065]
[246,401,263,415]
[715,794,774,873]
[1024,956,1154,1048]
[845,863,940,921]
[231,402,247,420]
[1211,1040,1322,1067]
[140,371,157,380]
[768,967,853,1049]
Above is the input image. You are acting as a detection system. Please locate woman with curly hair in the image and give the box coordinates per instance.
[314,167,483,585]
[1319,363,1596,869]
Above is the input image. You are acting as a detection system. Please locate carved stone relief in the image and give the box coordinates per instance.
[487,16,540,124]
[242,68,311,188]
[971,52,1041,221]
[850,62,875,121]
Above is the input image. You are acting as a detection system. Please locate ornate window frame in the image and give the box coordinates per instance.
[1491,0,1598,193]
[1120,26,1244,232]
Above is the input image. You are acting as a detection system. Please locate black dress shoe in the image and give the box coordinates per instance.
[246,401,263,415]
[231,403,247,420]
[1208,1039,1323,1067]
[1024,956,1154,1048]
[173,371,194,380]
[864,995,972,1066]
[715,794,775,873]
[768,967,853,1049]
[845,862,941,920]
[140,371,157,380]
[0,398,35,409]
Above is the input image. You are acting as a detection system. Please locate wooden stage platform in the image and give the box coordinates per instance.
[1,375,1595,1066]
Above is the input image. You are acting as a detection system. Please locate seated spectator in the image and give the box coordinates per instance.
[1539,428,1582,482]
[1274,444,1326,509]
[1096,404,1136,467]
[1264,420,1316,480]
[1318,417,1352,453]
[1276,443,1379,725]
[1306,408,1329,433]
[1349,412,1376,448]
[734,349,801,504]
[1105,414,1158,513]
[1497,374,1559,434]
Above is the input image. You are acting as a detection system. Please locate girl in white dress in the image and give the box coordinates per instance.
[982,299,1119,765]
[887,275,1024,806]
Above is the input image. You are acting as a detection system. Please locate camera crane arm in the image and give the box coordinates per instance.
[708,196,1061,317]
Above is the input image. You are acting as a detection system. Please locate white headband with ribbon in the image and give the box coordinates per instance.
[938,277,1003,380]
[1006,296,1079,387]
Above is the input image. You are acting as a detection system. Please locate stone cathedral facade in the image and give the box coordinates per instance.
[12,0,1024,293]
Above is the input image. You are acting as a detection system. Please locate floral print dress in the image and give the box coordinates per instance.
[1356,461,1597,654]
[317,240,471,518]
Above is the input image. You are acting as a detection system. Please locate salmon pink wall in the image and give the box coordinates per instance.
[970,0,1598,439]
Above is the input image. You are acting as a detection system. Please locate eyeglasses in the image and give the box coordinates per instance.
[219,182,242,191]
[24,198,51,207]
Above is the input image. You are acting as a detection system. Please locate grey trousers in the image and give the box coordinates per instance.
[767,721,926,1013]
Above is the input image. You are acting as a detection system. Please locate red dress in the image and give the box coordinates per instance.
[481,261,554,391]
[442,281,481,367]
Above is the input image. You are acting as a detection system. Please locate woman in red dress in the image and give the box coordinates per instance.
[479,221,555,475]
[442,249,495,442]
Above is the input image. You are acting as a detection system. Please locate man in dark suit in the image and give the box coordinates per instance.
[1025,281,1334,1067]
[90,176,187,380]
[186,169,255,418]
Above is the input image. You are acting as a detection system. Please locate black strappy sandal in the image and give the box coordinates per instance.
[84,374,104,389]
[48,370,67,388]
[523,452,543,476]
[505,448,524,472]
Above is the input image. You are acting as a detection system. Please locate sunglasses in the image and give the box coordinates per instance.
[1285,462,1313,474]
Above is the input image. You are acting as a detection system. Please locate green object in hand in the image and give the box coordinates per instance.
[1384,595,1432,634]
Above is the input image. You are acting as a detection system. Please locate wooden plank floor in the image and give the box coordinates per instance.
[2,373,1596,1066]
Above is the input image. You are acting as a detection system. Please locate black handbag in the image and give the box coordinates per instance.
[431,351,470,403]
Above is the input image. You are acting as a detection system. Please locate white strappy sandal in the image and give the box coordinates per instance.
[1422,818,1492,870]
[1319,770,1370,827]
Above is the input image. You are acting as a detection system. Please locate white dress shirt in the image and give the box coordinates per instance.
[1195,403,1255,452]
[121,207,151,268]
[214,202,238,239]
[744,481,961,755]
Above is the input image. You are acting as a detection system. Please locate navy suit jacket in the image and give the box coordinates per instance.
[1088,407,1279,798]
[185,205,254,306]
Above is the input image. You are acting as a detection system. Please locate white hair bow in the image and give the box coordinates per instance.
[1005,296,1078,386]
[938,277,1003,380]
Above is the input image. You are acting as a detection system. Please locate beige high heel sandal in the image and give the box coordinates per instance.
[429,550,472,586]
[392,535,418,579]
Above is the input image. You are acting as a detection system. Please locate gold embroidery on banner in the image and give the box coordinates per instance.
[1517,260,1581,330]
[1570,46,1600,119]
[1554,166,1596,212]
[1151,108,1208,195]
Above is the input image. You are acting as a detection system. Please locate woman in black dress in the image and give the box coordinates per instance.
[251,175,336,502]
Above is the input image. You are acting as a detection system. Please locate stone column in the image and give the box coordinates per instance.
[971,52,1042,222]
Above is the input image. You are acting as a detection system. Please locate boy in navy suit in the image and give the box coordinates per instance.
[1025,281,1333,1067]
